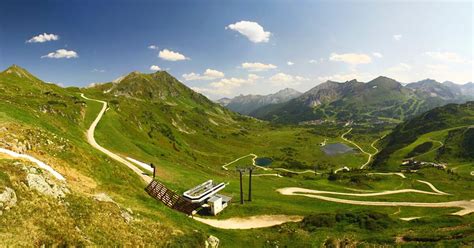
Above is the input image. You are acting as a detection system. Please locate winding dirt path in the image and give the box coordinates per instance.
[368,172,406,178]
[277,187,473,216]
[221,153,263,170]
[341,128,384,169]
[193,215,303,229]
[407,139,444,160]
[416,180,449,195]
[81,94,151,183]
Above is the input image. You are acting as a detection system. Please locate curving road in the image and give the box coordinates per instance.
[277,187,473,216]
[81,94,151,183]
[341,128,384,169]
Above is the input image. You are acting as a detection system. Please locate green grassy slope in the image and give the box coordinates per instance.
[0,65,207,245]
[373,101,474,171]
[1,65,473,246]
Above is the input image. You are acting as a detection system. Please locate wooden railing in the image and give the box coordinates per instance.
[145,180,198,215]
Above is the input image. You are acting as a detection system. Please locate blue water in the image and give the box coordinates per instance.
[255,157,273,166]
[321,143,355,156]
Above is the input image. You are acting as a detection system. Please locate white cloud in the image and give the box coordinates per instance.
[92,68,105,73]
[148,45,159,50]
[425,64,448,71]
[182,69,225,81]
[287,61,294,66]
[27,33,59,43]
[425,51,465,63]
[269,73,308,86]
[317,72,374,82]
[150,65,162,71]
[226,20,271,43]
[393,34,403,41]
[372,52,383,58]
[41,49,78,59]
[241,62,277,72]
[204,69,225,78]
[193,74,261,95]
[423,64,472,83]
[158,49,189,61]
[309,58,324,64]
[387,63,411,72]
[329,53,372,65]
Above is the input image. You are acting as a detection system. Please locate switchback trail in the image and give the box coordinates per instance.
[81,94,151,183]
[341,128,384,169]
[277,187,473,216]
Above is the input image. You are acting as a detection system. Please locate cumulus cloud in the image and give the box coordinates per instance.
[386,63,411,72]
[269,73,308,86]
[148,45,159,50]
[329,53,372,65]
[372,52,383,58]
[241,62,277,72]
[182,69,225,81]
[425,51,465,63]
[192,74,261,95]
[317,72,374,82]
[92,68,105,73]
[27,33,59,43]
[287,61,294,66]
[150,65,162,71]
[425,64,449,71]
[158,49,189,61]
[41,49,78,59]
[226,20,271,43]
[309,58,324,64]
[393,34,403,41]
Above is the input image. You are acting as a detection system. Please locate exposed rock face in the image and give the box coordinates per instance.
[94,193,134,224]
[205,235,220,248]
[120,209,134,223]
[0,187,17,215]
[26,173,69,198]
[0,124,71,155]
[93,193,115,203]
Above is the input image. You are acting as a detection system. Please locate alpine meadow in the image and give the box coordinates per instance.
[0,1,473,247]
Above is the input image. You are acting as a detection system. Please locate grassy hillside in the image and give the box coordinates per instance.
[0,66,207,245]
[1,65,473,246]
[373,101,474,171]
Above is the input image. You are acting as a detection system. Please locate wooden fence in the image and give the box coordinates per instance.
[145,180,198,215]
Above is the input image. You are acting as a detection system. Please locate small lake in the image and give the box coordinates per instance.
[255,157,273,166]
[321,143,355,156]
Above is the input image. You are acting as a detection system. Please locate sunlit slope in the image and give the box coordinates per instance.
[0,65,207,245]
[373,101,474,171]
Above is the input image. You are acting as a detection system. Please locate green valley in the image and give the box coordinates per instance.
[1,65,473,246]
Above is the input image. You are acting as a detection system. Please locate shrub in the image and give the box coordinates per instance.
[301,213,336,231]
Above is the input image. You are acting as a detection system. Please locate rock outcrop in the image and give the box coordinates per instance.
[205,235,220,248]
[0,187,17,215]
[26,171,69,199]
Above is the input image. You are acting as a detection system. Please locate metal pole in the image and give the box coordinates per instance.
[150,163,155,179]
[239,170,244,204]
[248,167,253,202]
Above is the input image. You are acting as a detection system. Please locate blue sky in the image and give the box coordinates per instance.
[0,0,472,99]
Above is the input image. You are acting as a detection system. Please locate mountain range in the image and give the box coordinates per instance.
[244,76,474,124]
[217,88,302,115]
